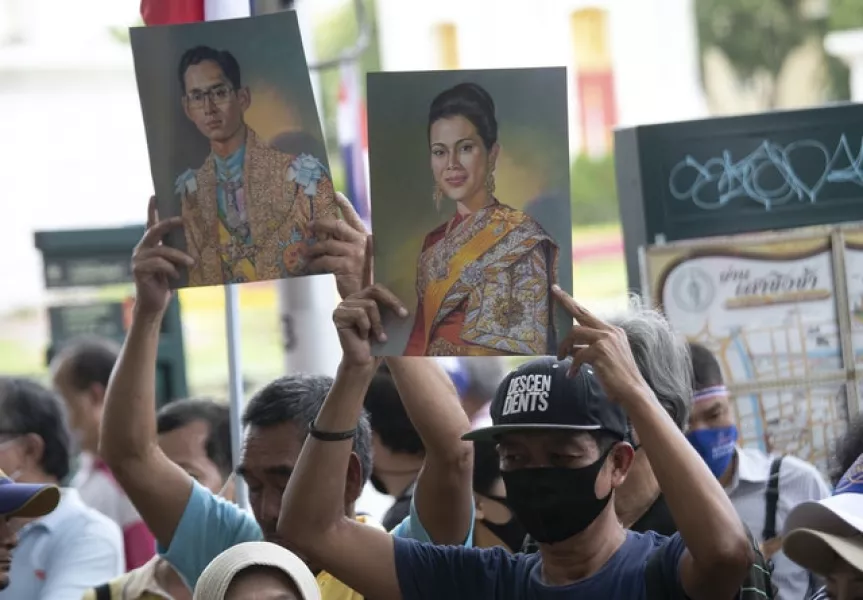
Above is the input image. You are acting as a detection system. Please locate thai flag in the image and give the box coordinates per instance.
[140,0,248,26]
[337,64,371,230]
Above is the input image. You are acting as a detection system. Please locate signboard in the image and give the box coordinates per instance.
[49,303,128,343]
[736,382,848,473]
[845,227,863,365]
[645,234,842,386]
[35,225,188,405]
[44,255,133,289]
[616,102,863,291]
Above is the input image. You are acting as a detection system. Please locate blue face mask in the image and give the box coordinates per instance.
[686,425,738,479]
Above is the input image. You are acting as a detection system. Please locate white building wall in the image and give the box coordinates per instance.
[0,0,147,313]
[373,0,707,153]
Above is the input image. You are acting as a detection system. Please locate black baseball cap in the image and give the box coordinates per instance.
[462,357,627,442]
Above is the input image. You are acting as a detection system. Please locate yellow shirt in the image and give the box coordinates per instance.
[316,515,384,600]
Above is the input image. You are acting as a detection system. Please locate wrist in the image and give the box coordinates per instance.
[617,384,660,414]
[337,359,379,377]
[132,305,166,329]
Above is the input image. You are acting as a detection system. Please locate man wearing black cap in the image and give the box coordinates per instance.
[279,282,754,599]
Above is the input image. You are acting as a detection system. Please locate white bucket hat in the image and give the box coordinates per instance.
[193,542,320,600]
[783,454,863,576]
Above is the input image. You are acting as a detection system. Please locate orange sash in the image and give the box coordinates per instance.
[422,211,526,349]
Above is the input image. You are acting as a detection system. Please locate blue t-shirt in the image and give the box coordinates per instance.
[160,481,474,590]
[393,530,687,599]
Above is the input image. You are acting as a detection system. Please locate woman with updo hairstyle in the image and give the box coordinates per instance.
[403,82,560,356]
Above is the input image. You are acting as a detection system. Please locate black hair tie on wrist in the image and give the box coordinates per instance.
[308,422,357,442]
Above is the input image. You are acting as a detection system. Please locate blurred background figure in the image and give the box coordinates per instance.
[471,439,524,552]
[363,364,424,530]
[0,377,123,599]
[687,342,830,600]
[436,358,506,428]
[84,398,233,600]
[51,336,156,571]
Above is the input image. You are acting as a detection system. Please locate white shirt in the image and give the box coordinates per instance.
[726,447,831,600]
[0,488,124,600]
[72,452,155,570]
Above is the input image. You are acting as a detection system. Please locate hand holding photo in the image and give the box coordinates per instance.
[131,12,338,289]
[368,68,573,357]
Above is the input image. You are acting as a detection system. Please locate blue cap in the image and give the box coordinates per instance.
[0,471,59,518]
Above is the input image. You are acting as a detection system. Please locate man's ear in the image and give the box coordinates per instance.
[608,442,635,487]
[237,86,251,111]
[474,496,486,521]
[89,382,106,408]
[345,452,363,507]
[22,434,45,468]
[218,474,236,503]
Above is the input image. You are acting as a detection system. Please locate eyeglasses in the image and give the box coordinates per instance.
[186,84,235,109]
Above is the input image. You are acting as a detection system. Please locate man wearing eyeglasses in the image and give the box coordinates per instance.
[175,45,338,287]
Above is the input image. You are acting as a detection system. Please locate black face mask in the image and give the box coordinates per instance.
[501,451,612,545]
[479,494,528,553]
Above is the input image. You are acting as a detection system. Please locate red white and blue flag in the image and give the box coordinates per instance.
[337,64,371,230]
[140,0,248,26]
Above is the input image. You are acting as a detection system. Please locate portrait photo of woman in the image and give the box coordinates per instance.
[368,69,572,357]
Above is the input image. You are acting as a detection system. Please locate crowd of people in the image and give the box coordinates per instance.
[0,200,862,598]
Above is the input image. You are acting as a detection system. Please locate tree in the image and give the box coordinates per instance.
[695,0,863,106]
[695,0,824,108]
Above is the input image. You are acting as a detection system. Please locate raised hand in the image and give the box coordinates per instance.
[552,285,653,406]
[131,197,194,317]
[332,236,407,366]
[308,192,369,298]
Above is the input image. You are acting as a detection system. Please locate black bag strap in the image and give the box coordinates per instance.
[94,583,112,600]
[763,456,784,541]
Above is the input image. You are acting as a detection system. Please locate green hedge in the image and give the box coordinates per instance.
[570,154,619,225]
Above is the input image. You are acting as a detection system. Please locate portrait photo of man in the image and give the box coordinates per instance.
[131,12,338,288]
[176,46,336,286]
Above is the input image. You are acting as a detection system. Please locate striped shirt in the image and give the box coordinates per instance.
[809,585,828,599]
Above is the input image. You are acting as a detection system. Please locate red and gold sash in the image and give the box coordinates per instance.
[421,208,528,349]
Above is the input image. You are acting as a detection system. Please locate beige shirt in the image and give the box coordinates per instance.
[82,556,175,600]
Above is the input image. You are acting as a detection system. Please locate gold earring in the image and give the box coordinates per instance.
[433,184,443,208]
[486,172,496,196]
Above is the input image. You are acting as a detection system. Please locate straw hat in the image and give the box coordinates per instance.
[193,542,320,600]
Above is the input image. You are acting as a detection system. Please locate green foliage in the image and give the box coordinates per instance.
[829,0,863,31]
[826,0,863,99]
[694,0,863,103]
[695,0,818,83]
[313,0,381,152]
[570,154,619,225]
